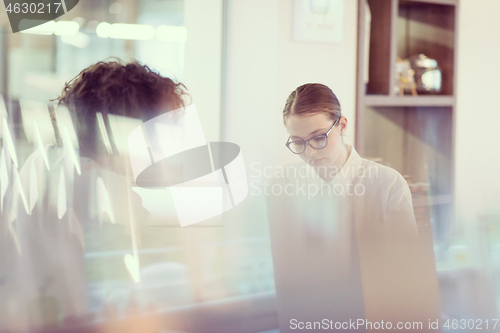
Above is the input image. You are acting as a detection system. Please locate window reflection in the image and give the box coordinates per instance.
[0,1,276,332]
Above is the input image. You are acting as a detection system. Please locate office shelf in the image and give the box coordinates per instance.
[356,0,459,249]
[365,95,454,107]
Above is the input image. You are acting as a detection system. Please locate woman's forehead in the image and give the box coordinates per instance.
[285,113,332,138]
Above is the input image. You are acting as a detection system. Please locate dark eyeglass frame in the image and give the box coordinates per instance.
[285,117,340,154]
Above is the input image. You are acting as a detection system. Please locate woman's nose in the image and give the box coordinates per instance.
[303,144,317,157]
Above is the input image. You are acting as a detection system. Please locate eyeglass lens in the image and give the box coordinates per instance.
[289,135,327,153]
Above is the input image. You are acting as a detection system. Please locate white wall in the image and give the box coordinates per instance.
[184,0,223,142]
[223,0,500,226]
[274,0,358,165]
[455,0,500,235]
[223,0,500,210]
[220,0,500,316]
[224,0,358,168]
[224,0,280,168]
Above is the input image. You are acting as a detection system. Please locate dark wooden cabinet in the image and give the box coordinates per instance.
[356,0,459,253]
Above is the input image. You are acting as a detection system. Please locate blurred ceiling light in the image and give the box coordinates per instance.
[95,23,186,42]
[54,21,80,36]
[97,22,155,40]
[109,23,155,40]
[61,32,90,48]
[20,20,79,36]
[20,20,55,35]
[109,2,123,14]
[96,22,111,38]
[156,25,187,42]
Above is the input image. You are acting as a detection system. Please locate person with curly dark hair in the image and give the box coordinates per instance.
[13,58,190,218]
[6,59,191,329]
[53,59,189,159]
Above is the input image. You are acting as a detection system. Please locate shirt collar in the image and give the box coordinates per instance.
[337,143,363,182]
[308,143,362,188]
[301,143,363,181]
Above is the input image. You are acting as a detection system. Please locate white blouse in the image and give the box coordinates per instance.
[267,144,440,332]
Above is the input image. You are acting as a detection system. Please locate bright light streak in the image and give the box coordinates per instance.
[96,113,113,155]
[0,148,8,213]
[20,20,55,35]
[20,20,80,36]
[61,127,81,175]
[124,254,140,283]
[96,22,156,40]
[54,105,79,149]
[57,168,66,219]
[96,177,115,224]
[95,22,187,42]
[156,25,187,42]
[108,114,143,156]
[13,167,29,215]
[96,22,111,38]
[33,123,50,170]
[109,23,155,40]
[19,99,56,144]
[2,118,18,168]
[29,161,38,214]
[0,95,7,138]
[54,21,80,36]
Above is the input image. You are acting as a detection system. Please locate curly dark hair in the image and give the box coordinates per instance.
[56,58,189,118]
[53,59,189,157]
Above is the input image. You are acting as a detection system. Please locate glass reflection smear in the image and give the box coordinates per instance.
[1,88,273,332]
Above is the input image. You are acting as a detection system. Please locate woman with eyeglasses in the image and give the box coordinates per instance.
[267,83,441,332]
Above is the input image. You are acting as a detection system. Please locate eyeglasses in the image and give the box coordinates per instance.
[285,118,340,154]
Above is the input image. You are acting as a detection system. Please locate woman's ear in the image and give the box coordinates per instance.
[339,116,348,133]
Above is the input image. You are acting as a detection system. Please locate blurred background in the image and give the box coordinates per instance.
[0,0,499,332]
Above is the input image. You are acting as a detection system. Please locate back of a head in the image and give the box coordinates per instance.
[55,59,189,157]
